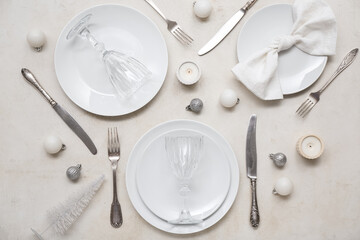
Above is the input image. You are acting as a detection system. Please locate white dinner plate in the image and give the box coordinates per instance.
[136,129,231,222]
[54,5,168,116]
[237,4,327,95]
[126,120,239,234]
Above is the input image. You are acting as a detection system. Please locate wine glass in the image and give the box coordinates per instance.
[66,14,151,98]
[165,135,204,224]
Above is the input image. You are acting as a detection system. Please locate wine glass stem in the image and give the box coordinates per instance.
[179,184,191,220]
[80,28,107,57]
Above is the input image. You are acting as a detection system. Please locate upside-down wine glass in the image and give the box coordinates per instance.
[66,14,152,98]
[165,135,204,224]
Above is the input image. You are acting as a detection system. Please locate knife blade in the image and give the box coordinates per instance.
[246,114,259,228]
[246,114,257,179]
[21,68,97,155]
[198,0,258,56]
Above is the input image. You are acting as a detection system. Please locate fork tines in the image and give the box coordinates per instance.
[108,127,120,155]
[296,98,316,117]
[171,26,193,45]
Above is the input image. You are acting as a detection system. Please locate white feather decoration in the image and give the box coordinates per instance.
[31,175,105,239]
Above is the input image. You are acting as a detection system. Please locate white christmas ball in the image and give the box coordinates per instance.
[273,177,293,196]
[193,0,213,19]
[27,29,46,49]
[220,89,239,108]
[44,135,64,154]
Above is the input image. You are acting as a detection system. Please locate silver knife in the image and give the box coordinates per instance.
[198,0,258,56]
[246,114,259,228]
[21,68,97,155]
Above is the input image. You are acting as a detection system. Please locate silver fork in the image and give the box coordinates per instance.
[296,48,358,117]
[144,0,193,45]
[108,127,123,228]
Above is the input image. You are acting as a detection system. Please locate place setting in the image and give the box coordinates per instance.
[127,120,239,234]
[15,0,359,238]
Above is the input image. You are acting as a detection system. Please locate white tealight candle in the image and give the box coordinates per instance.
[297,135,324,159]
[176,61,201,85]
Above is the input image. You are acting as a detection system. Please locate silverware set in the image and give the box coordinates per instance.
[296,48,358,117]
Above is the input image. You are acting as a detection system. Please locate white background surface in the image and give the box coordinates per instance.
[0,0,359,239]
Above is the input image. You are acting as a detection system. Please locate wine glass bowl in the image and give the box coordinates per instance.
[66,14,151,98]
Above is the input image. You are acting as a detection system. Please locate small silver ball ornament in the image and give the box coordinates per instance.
[186,98,203,113]
[66,164,82,181]
[269,153,287,167]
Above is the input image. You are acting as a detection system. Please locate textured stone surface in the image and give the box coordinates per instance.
[0,0,359,239]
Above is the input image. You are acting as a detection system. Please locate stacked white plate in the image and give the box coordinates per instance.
[126,120,239,234]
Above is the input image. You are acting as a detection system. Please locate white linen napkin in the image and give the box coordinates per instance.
[232,0,337,100]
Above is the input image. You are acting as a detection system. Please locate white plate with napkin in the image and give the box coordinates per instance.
[233,0,337,100]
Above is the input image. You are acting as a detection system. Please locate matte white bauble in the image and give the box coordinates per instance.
[27,29,46,51]
[193,0,213,19]
[220,89,239,108]
[44,135,65,154]
[273,177,293,196]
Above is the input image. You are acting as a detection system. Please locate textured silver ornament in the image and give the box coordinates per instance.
[66,164,82,181]
[269,153,287,167]
[186,98,203,113]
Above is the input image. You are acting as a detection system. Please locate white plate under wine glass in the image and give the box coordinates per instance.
[126,120,239,234]
[55,4,168,116]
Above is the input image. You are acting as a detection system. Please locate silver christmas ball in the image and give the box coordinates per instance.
[186,98,203,113]
[66,164,82,181]
[269,153,287,167]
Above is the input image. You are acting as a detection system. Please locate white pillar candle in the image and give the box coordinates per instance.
[296,135,324,159]
[176,61,201,85]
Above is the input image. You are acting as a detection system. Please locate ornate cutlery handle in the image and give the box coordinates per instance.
[241,0,257,12]
[110,166,123,228]
[319,48,358,94]
[21,68,56,106]
[250,179,260,228]
[110,201,122,228]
